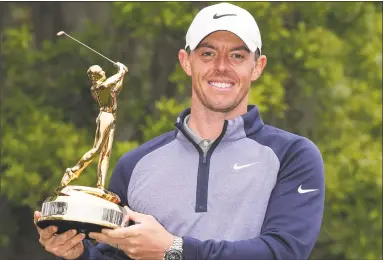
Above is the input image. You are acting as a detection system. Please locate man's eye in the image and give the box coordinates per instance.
[202,52,213,57]
[231,53,245,59]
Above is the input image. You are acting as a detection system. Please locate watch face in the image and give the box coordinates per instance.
[165,249,183,260]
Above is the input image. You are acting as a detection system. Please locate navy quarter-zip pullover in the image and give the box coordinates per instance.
[80,105,325,260]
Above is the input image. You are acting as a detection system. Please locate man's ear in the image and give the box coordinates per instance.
[178,49,192,76]
[251,55,267,81]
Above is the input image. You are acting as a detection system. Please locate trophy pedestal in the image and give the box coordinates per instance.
[36,186,126,239]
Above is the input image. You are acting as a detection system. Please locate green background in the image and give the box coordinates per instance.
[0,2,381,259]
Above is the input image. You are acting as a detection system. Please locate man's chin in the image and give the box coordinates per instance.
[206,103,237,113]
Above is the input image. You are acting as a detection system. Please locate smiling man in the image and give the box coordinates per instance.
[35,3,325,260]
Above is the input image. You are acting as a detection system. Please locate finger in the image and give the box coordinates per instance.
[47,229,77,248]
[124,207,147,223]
[121,213,130,227]
[34,211,41,224]
[34,211,43,233]
[36,225,43,234]
[40,229,58,248]
[55,233,86,256]
[100,227,136,239]
[62,241,84,259]
[89,232,123,245]
[40,226,58,240]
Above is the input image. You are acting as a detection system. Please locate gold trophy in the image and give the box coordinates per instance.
[36,31,129,238]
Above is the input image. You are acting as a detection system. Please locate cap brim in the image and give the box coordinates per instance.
[187,26,259,53]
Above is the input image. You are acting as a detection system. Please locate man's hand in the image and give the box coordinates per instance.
[34,211,86,259]
[89,207,174,260]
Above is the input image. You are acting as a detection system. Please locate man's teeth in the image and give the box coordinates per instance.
[209,82,233,88]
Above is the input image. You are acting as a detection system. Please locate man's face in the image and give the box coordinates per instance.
[179,31,266,113]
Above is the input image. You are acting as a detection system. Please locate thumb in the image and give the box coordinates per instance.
[124,206,147,223]
[34,211,41,223]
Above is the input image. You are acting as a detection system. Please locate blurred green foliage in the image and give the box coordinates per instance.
[0,2,381,259]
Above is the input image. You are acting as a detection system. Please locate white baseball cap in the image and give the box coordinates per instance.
[185,3,262,54]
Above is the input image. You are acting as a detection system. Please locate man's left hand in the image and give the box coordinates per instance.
[89,207,174,260]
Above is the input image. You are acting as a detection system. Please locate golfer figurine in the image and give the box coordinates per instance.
[60,62,128,189]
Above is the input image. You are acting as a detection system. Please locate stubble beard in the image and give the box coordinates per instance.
[194,84,249,114]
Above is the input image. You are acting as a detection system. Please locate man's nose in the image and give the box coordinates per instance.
[215,55,230,73]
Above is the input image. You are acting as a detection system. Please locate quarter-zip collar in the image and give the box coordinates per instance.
[183,114,214,153]
[174,105,264,142]
[173,105,264,212]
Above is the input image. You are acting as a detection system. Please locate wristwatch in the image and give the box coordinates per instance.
[164,236,184,260]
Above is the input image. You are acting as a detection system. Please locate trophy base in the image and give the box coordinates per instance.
[36,185,127,240]
[37,219,109,239]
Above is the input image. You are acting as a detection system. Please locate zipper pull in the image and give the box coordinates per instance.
[202,153,207,163]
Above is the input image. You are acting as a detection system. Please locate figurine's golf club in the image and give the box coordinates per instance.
[57,31,117,66]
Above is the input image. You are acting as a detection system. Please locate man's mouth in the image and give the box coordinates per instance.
[208,81,234,89]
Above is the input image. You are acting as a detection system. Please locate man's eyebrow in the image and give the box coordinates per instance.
[195,43,250,53]
[230,45,250,52]
[195,43,216,50]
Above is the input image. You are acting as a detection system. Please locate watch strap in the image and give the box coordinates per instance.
[164,236,183,260]
[170,236,183,252]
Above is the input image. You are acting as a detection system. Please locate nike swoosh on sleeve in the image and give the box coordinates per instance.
[297,184,319,194]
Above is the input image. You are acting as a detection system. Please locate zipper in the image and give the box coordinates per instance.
[175,122,205,156]
[175,121,227,163]
[175,120,228,212]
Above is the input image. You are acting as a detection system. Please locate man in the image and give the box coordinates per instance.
[34,2,325,260]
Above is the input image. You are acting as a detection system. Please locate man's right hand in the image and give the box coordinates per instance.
[34,211,86,259]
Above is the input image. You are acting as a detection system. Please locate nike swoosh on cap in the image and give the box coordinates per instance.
[213,13,237,19]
